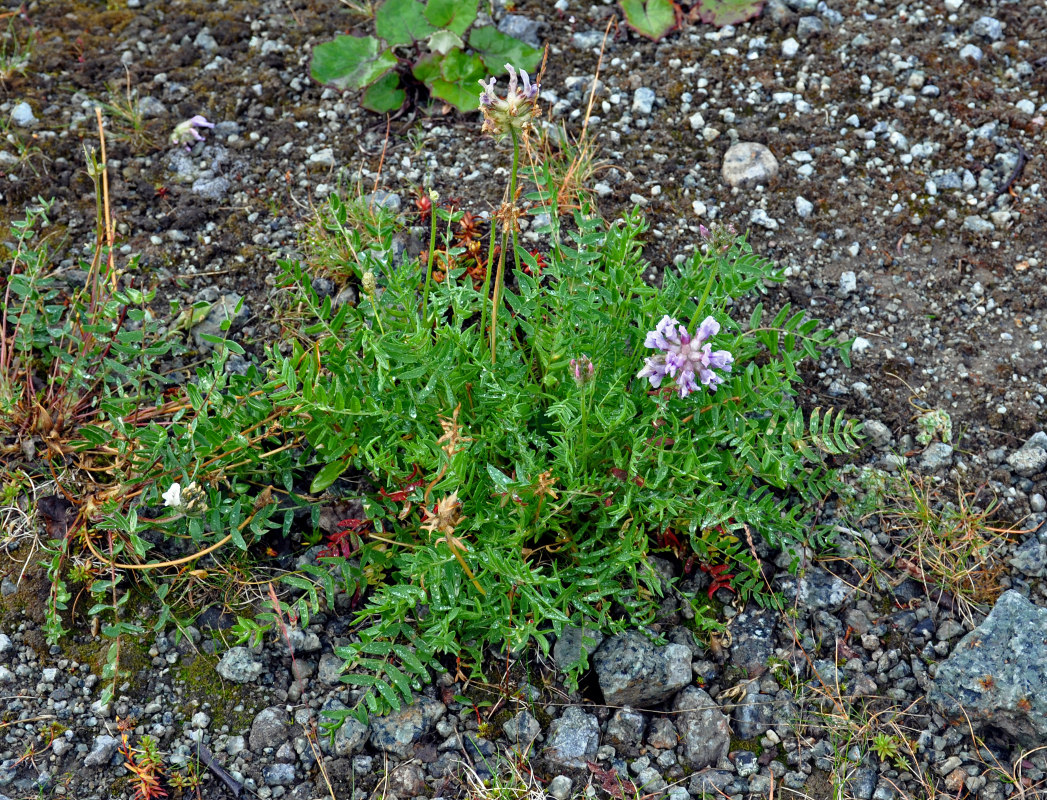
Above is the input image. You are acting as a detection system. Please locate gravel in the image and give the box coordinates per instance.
[1,0,1046,797]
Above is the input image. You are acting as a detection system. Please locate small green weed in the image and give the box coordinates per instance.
[310,0,541,112]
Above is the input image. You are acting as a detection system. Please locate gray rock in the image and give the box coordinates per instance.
[0,635,11,655]
[732,685,775,739]
[369,695,446,756]
[919,442,954,472]
[250,707,291,751]
[847,766,878,800]
[84,735,119,768]
[775,566,855,613]
[673,687,730,769]
[192,175,231,200]
[605,706,647,752]
[970,16,1003,41]
[216,646,263,683]
[1007,446,1047,478]
[721,142,779,190]
[503,710,541,747]
[0,577,15,596]
[498,14,542,48]
[592,631,692,707]
[365,190,401,213]
[1010,536,1047,577]
[839,271,857,297]
[796,15,825,39]
[318,653,344,684]
[387,762,426,796]
[928,591,1047,746]
[548,775,573,800]
[319,699,370,757]
[646,716,677,748]
[689,768,734,795]
[192,293,249,350]
[0,667,14,684]
[309,148,336,168]
[632,87,656,116]
[10,102,36,128]
[553,626,604,670]
[262,763,295,786]
[750,208,779,230]
[544,706,600,769]
[863,420,893,449]
[728,607,776,672]
[571,30,605,49]
[795,196,813,218]
[959,43,983,61]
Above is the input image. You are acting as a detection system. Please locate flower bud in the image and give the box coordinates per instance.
[570,355,595,387]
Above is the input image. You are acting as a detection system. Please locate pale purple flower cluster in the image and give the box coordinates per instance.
[570,355,595,387]
[637,315,734,398]
[170,115,214,150]
[478,64,540,137]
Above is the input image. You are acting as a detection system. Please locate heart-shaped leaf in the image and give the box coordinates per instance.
[424,0,478,37]
[363,71,407,112]
[429,78,482,112]
[439,48,485,83]
[693,0,764,26]
[376,0,437,45]
[311,35,398,90]
[412,52,443,86]
[468,26,542,73]
[619,0,677,40]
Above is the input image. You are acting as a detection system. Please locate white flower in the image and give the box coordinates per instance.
[162,482,182,508]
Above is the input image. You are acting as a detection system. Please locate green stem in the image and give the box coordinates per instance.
[421,193,438,325]
[578,384,591,474]
[689,252,720,330]
[489,130,521,363]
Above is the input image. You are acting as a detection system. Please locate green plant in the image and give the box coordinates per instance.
[0,12,33,83]
[619,0,678,40]
[96,70,156,152]
[916,408,952,445]
[690,0,765,27]
[310,0,541,112]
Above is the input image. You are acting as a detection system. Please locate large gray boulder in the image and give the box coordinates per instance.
[928,591,1047,746]
[592,631,692,707]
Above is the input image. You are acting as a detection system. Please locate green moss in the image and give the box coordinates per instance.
[730,736,764,756]
[174,653,254,733]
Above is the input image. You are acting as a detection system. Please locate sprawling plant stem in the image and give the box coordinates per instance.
[489,130,521,362]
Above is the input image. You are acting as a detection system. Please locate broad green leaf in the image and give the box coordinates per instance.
[424,0,478,36]
[362,72,407,112]
[439,48,485,83]
[468,26,541,74]
[412,52,443,85]
[619,0,676,40]
[311,35,398,90]
[694,0,764,26]
[428,29,465,55]
[310,459,349,493]
[376,0,437,45]
[429,78,481,112]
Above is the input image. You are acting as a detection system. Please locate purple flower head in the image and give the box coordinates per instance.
[570,355,595,387]
[171,115,215,150]
[477,64,540,138]
[637,314,734,398]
